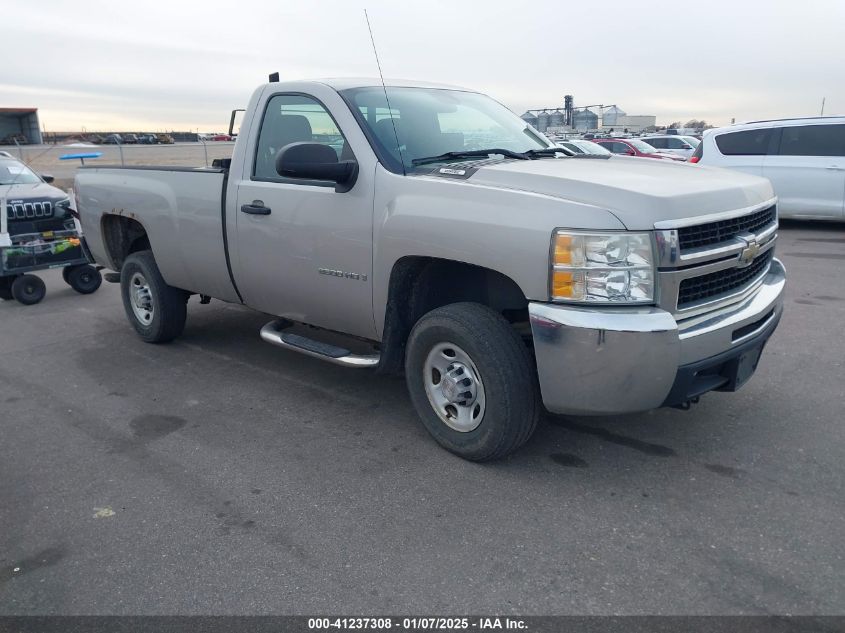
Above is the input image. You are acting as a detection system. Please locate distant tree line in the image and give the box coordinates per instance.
[666,120,715,130]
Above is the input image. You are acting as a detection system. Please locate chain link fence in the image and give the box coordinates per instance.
[1,141,236,190]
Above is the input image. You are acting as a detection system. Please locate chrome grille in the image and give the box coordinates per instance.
[6,200,53,220]
[677,204,776,250]
[655,200,778,317]
[678,250,774,307]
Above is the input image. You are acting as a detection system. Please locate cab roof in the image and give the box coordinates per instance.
[265,77,472,92]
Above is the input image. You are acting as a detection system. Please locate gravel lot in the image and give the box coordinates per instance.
[0,220,842,615]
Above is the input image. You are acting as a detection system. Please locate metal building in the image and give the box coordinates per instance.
[0,108,42,145]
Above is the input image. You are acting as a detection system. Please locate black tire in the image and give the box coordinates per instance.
[404,302,540,461]
[66,264,102,294]
[0,276,16,301]
[120,250,187,343]
[62,266,72,284]
[11,274,46,305]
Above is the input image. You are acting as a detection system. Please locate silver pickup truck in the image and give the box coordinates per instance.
[75,78,785,460]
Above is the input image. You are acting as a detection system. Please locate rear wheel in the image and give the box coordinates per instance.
[66,264,102,294]
[120,250,187,343]
[405,302,540,461]
[11,274,46,305]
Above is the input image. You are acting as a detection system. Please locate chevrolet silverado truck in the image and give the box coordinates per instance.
[74,78,785,461]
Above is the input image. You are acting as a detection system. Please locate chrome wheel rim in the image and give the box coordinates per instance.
[423,342,486,432]
[129,272,154,325]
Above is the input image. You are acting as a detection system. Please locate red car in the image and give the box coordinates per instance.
[211,134,234,141]
[594,138,686,161]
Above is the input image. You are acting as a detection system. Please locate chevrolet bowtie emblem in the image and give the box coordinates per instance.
[737,236,761,267]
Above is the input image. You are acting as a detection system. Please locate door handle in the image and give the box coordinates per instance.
[240,201,271,215]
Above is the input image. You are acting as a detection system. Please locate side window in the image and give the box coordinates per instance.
[715,128,775,156]
[613,142,632,154]
[648,138,666,149]
[666,137,689,149]
[778,124,845,157]
[254,94,349,180]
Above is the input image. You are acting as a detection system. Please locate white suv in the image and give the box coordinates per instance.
[693,117,845,220]
[640,135,699,160]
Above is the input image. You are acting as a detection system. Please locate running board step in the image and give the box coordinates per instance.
[260,320,380,368]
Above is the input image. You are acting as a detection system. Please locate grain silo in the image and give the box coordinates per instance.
[602,105,627,127]
[536,111,550,132]
[572,109,598,132]
[520,111,538,128]
[549,110,565,129]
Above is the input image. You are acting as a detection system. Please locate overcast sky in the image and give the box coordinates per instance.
[6,0,844,132]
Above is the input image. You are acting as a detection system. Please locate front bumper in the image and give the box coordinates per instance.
[529,258,786,416]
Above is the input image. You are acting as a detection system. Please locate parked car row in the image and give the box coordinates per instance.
[552,116,845,220]
[594,138,688,161]
[640,135,701,159]
[553,136,689,162]
[90,133,175,145]
[551,134,701,161]
[198,133,236,142]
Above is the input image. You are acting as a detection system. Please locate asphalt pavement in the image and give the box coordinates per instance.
[0,221,842,615]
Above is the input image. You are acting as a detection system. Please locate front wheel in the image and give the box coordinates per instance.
[405,302,540,461]
[120,250,187,343]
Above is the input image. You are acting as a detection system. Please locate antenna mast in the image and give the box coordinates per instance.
[364,10,405,175]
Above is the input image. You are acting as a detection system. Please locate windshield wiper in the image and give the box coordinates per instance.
[411,149,529,167]
[524,147,577,158]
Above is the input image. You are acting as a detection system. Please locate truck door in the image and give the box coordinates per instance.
[233,92,376,339]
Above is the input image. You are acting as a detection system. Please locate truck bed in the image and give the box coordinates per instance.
[75,165,240,303]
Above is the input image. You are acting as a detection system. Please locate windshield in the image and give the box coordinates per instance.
[629,139,658,153]
[0,159,41,185]
[571,140,611,155]
[341,87,550,172]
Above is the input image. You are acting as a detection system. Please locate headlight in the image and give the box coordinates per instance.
[55,198,71,215]
[550,231,655,303]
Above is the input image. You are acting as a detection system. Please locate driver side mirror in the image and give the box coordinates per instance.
[275,142,358,193]
[41,174,55,183]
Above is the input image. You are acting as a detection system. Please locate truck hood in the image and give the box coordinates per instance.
[468,156,774,230]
